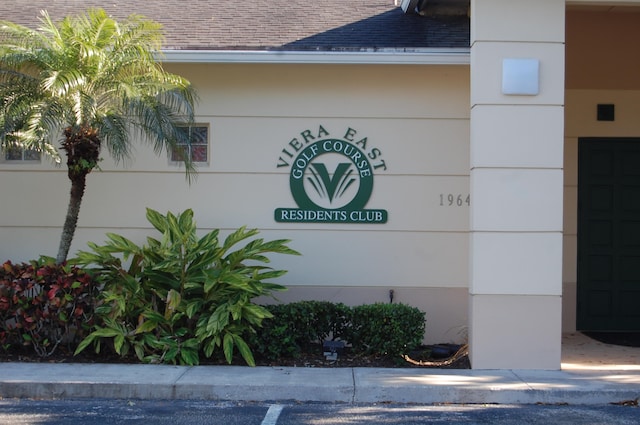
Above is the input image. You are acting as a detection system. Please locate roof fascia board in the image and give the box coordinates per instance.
[160,49,470,65]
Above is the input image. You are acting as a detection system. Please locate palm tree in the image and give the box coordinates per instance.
[0,9,197,264]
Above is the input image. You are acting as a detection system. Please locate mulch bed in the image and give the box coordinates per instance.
[0,344,470,369]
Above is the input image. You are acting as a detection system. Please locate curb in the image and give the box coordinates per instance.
[0,363,639,405]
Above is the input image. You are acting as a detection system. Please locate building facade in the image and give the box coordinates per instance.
[1,0,639,369]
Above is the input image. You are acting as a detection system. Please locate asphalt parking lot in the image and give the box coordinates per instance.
[0,399,639,425]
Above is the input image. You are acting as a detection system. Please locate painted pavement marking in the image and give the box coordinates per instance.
[261,404,284,425]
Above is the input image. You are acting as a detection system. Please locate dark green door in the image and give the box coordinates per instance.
[577,138,640,331]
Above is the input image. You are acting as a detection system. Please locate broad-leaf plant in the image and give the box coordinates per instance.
[73,208,300,366]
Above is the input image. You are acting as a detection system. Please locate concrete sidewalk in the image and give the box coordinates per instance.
[0,362,639,405]
[1,334,639,405]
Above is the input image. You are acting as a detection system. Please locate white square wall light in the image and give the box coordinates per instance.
[502,58,539,95]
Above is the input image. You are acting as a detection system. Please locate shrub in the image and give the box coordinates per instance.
[251,301,425,361]
[249,303,302,360]
[251,301,351,360]
[349,303,425,358]
[73,208,299,366]
[0,257,98,357]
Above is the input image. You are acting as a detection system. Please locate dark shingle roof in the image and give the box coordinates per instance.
[0,1,469,51]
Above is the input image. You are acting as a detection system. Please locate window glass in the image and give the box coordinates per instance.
[171,125,208,163]
[3,144,41,161]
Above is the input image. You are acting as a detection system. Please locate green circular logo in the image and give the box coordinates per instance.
[290,139,374,211]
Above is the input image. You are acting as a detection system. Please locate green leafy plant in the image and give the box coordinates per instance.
[251,301,352,360]
[73,208,299,366]
[251,301,425,362]
[349,303,425,358]
[0,257,98,357]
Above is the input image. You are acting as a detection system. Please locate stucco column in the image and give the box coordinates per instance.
[469,0,565,369]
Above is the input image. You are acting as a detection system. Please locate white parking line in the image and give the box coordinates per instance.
[261,404,284,425]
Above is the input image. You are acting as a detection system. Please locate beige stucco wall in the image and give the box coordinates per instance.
[0,63,471,344]
[469,0,565,369]
[563,8,640,332]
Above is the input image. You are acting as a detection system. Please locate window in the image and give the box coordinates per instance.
[170,125,209,163]
[2,143,41,162]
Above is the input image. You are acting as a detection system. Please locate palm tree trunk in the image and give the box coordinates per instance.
[56,173,88,264]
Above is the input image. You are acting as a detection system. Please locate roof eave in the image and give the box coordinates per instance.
[159,49,471,65]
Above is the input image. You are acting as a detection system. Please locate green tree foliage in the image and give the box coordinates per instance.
[73,208,300,366]
[0,9,197,263]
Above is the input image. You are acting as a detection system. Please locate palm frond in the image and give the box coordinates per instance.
[98,113,131,162]
[0,8,197,174]
[125,95,196,178]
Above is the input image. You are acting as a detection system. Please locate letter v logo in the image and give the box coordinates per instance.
[308,163,356,203]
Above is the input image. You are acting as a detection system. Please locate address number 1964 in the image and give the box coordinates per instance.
[440,194,470,207]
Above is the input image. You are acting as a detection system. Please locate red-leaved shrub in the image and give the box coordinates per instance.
[0,258,98,357]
